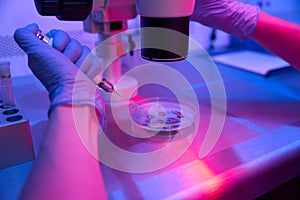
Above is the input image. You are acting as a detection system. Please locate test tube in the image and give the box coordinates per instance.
[0,62,15,108]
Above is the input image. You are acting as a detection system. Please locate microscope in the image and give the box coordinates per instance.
[34,0,201,148]
[34,0,196,62]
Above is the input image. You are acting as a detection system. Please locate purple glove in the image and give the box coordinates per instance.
[14,24,106,126]
[191,0,260,40]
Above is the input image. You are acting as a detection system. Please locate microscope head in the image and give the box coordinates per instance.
[34,0,137,34]
[136,0,195,62]
[34,0,93,21]
[34,0,195,62]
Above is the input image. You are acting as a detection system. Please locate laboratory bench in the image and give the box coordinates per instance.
[0,49,300,200]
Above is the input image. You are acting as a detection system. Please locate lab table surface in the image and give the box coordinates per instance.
[0,51,300,200]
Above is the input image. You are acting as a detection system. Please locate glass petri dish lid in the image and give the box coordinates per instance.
[130,97,198,140]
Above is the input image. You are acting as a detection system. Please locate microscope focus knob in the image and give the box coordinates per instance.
[34,0,93,21]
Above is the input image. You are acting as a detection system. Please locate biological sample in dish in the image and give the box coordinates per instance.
[130,98,197,139]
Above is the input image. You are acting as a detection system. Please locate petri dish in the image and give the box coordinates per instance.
[130,97,198,140]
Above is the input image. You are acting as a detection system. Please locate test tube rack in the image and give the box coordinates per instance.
[0,102,34,169]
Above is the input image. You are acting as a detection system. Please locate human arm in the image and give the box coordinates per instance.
[250,11,300,69]
[14,24,107,200]
[21,105,107,200]
[191,0,300,70]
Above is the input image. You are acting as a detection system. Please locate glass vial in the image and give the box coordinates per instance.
[0,62,15,108]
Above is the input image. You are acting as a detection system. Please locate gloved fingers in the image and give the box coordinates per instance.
[48,29,83,63]
[75,45,91,68]
[17,23,39,36]
[14,23,50,54]
[190,0,259,40]
[48,29,71,52]
[63,38,82,63]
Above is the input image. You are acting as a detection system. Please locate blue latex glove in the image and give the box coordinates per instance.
[14,24,106,125]
[191,0,260,40]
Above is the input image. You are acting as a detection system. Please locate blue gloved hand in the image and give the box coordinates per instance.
[14,23,105,125]
[191,0,260,40]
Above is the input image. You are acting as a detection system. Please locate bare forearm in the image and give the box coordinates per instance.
[21,106,107,200]
[251,11,300,69]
